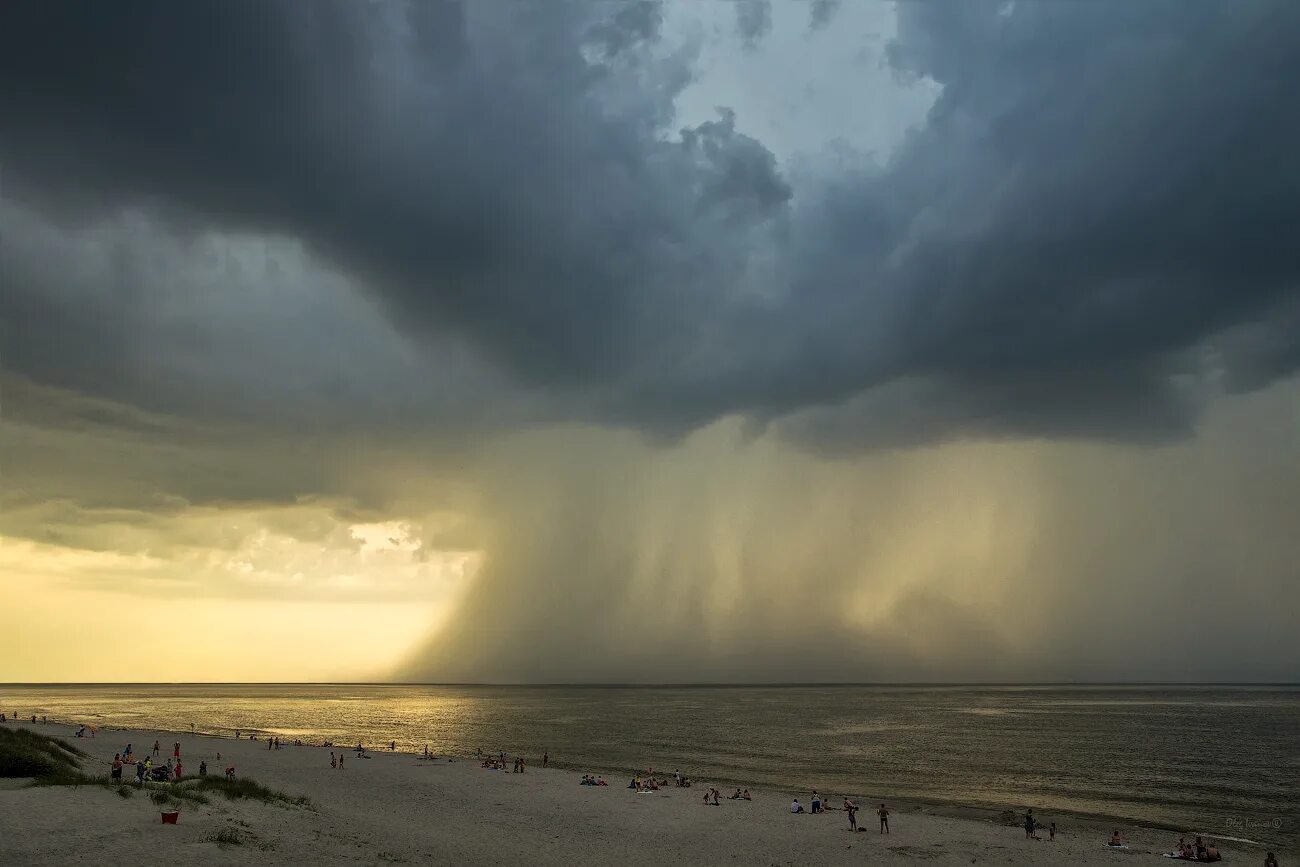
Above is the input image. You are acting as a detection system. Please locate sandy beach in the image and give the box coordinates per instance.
[0,722,1275,866]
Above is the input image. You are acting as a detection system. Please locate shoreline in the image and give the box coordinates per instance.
[6,715,1278,850]
[2,719,1284,864]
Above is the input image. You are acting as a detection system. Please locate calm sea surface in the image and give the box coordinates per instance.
[3,684,1296,849]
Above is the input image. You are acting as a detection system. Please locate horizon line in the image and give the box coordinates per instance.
[2,680,1297,688]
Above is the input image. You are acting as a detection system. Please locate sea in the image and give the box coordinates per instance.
[3,683,1296,851]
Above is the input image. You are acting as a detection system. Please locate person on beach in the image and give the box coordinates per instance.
[1108,829,1125,848]
[338,753,345,770]
[1024,809,1036,839]
[135,759,145,784]
[791,799,805,813]
[729,789,742,800]
[111,755,123,781]
[173,742,180,758]
[199,761,207,777]
[879,803,891,834]
[811,792,822,813]
[1049,821,1056,841]
[844,798,858,831]
[225,766,236,780]
[174,760,183,779]
[741,789,751,800]
[331,752,337,768]
[153,740,160,756]
[1264,853,1279,866]
[543,751,548,768]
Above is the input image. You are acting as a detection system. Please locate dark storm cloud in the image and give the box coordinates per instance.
[734,0,773,47]
[2,0,1299,450]
[807,0,841,31]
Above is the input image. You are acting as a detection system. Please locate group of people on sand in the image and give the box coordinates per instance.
[629,774,670,791]
[727,788,752,801]
[791,794,891,833]
[1169,835,1223,862]
[579,775,608,786]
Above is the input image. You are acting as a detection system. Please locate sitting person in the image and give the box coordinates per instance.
[1264,853,1278,867]
[1107,830,1125,847]
[728,789,742,799]
[225,766,236,781]
[791,798,804,813]
[1203,842,1221,862]
[741,789,751,800]
[595,777,607,786]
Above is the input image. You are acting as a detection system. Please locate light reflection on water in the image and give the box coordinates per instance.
[2,684,1296,849]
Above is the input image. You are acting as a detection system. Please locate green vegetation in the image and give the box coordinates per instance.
[182,775,311,808]
[0,729,308,812]
[208,827,245,846]
[0,727,89,781]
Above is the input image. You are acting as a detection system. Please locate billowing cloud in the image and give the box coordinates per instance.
[3,0,1297,446]
[1,1,1298,682]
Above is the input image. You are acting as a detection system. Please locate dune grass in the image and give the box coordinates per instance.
[0,727,89,781]
[181,774,312,808]
[1,728,309,810]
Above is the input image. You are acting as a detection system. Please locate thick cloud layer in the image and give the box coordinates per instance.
[2,2,1299,683]
[2,0,1298,447]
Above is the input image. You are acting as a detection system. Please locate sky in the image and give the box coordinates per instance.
[1,0,1298,683]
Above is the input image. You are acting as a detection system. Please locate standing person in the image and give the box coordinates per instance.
[879,803,892,834]
[199,760,207,777]
[390,741,396,752]
[153,740,160,756]
[174,760,183,779]
[1049,822,1056,841]
[173,742,180,759]
[338,752,345,770]
[111,754,123,782]
[135,759,145,784]
[543,751,548,768]
[330,752,337,769]
[1264,853,1279,866]
[1024,809,1036,839]
[844,798,858,832]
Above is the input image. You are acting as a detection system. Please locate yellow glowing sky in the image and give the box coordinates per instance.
[3,373,1298,683]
